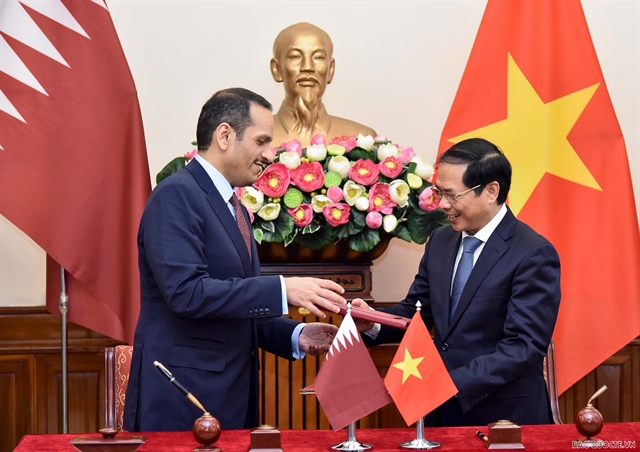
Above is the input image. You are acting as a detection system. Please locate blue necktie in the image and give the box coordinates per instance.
[450,236,482,321]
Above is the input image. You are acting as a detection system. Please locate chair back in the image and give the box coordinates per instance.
[543,339,562,424]
[105,345,133,431]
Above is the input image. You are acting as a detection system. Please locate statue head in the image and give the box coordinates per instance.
[270,22,335,109]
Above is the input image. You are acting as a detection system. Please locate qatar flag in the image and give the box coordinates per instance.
[0,0,151,344]
[313,310,392,431]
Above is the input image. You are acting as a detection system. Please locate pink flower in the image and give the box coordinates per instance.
[310,134,327,146]
[290,162,325,192]
[374,135,388,141]
[366,211,383,229]
[271,147,280,157]
[283,139,302,156]
[327,186,343,202]
[349,159,380,186]
[184,148,198,161]
[419,187,440,211]
[235,186,244,198]
[331,135,357,152]
[368,183,397,213]
[253,163,290,198]
[288,204,313,227]
[247,209,255,224]
[398,146,416,164]
[322,203,351,227]
[379,156,403,178]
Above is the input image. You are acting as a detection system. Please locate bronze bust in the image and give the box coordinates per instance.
[270,22,377,147]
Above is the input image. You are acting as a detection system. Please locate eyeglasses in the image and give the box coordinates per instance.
[431,184,481,204]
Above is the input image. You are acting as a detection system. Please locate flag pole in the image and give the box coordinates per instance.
[59,265,69,433]
[330,422,372,451]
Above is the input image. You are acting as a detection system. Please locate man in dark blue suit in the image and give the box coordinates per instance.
[124,88,346,432]
[355,138,561,426]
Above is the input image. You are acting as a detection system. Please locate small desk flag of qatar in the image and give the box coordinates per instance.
[313,309,392,431]
[384,309,458,425]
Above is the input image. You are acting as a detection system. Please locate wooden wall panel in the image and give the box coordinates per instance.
[0,355,34,452]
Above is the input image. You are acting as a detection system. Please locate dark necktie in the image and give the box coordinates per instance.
[450,236,482,321]
[229,193,252,262]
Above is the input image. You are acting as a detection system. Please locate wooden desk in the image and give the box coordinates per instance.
[15,423,640,451]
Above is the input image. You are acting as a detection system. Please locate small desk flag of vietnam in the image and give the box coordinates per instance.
[384,304,458,425]
[438,0,640,394]
[313,307,392,431]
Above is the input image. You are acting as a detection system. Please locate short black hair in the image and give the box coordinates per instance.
[196,87,272,151]
[437,138,512,204]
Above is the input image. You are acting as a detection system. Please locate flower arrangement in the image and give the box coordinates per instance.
[157,134,448,253]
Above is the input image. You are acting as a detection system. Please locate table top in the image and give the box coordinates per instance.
[16,423,640,451]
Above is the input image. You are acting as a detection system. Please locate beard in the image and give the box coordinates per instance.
[290,88,327,138]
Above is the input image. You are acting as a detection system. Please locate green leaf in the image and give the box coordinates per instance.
[255,211,294,243]
[253,228,264,244]
[393,223,412,242]
[156,157,188,184]
[407,209,449,244]
[284,228,298,247]
[190,141,198,146]
[294,225,333,250]
[334,209,365,239]
[347,228,380,252]
[303,223,321,234]
[347,148,375,162]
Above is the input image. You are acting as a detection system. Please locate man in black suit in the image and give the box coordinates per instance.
[124,88,346,432]
[355,138,561,426]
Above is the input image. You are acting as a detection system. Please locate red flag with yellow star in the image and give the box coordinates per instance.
[384,311,457,425]
[438,0,640,394]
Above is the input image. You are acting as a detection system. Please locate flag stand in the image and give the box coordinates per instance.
[330,422,372,451]
[399,416,440,450]
[59,266,69,433]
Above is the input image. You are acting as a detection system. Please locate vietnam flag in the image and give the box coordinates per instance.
[0,0,151,344]
[384,310,457,425]
[438,0,640,393]
[313,310,392,431]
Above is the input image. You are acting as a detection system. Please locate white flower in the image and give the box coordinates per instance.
[306,144,327,162]
[328,156,351,179]
[389,179,410,207]
[257,202,281,221]
[355,196,370,211]
[241,186,264,213]
[383,214,398,232]
[279,151,301,170]
[311,194,332,213]
[376,143,399,161]
[356,133,375,151]
[343,180,366,206]
[411,156,435,181]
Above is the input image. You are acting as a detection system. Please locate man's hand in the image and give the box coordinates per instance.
[298,323,339,355]
[351,298,375,333]
[284,277,346,318]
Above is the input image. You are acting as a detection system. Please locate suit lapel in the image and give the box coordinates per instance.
[186,160,254,277]
[445,208,516,334]
[438,232,462,331]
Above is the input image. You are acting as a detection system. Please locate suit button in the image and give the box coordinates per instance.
[441,343,449,351]
[265,308,270,315]
[259,308,265,315]
[248,309,254,317]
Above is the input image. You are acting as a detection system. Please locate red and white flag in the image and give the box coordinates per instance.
[0,0,151,344]
[313,310,392,431]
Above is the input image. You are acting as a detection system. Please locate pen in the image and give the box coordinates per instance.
[476,430,489,444]
[154,361,209,414]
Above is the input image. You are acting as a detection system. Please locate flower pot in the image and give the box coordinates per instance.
[257,235,392,264]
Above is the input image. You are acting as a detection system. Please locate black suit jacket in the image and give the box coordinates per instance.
[124,159,298,431]
[367,208,561,426]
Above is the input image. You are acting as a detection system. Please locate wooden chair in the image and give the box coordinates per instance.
[543,339,562,424]
[105,345,133,431]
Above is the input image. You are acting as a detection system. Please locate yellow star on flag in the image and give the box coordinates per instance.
[449,53,601,215]
[392,348,424,384]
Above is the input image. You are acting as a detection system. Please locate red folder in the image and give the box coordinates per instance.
[332,302,411,330]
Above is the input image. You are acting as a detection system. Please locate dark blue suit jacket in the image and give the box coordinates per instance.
[124,159,298,431]
[366,208,561,426]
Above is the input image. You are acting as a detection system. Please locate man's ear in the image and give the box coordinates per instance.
[214,123,233,151]
[327,58,335,85]
[270,58,283,83]
[486,181,500,202]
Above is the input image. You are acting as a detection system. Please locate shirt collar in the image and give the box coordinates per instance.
[462,203,508,243]
[194,154,234,203]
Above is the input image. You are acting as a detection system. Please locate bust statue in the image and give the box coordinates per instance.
[270,22,377,147]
